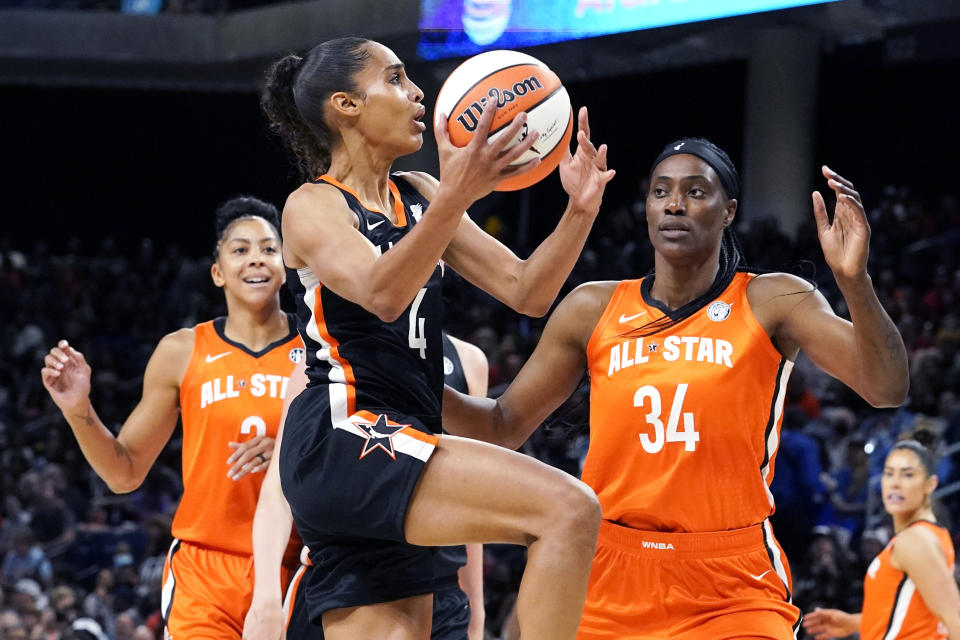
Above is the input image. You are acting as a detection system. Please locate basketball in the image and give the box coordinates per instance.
[434,49,573,192]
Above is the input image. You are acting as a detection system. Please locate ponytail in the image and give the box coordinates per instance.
[262,54,328,181]
[262,38,371,182]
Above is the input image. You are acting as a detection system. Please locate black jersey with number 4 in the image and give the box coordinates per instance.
[284,173,445,433]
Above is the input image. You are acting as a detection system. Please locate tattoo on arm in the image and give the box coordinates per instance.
[72,406,95,427]
[113,439,133,465]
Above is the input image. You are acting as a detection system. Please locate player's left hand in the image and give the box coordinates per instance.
[812,165,870,283]
[243,597,284,640]
[227,435,275,480]
[559,106,615,216]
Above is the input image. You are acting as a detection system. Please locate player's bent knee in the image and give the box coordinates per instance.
[539,477,600,548]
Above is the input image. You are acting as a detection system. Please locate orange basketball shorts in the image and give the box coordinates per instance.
[578,520,802,640]
[161,539,292,639]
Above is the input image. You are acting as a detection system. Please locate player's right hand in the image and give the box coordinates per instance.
[40,340,92,415]
[801,607,857,639]
[243,598,284,640]
[434,103,540,209]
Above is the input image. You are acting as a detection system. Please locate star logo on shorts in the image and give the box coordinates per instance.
[355,414,409,460]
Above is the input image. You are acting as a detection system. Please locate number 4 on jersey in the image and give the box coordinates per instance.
[634,383,700,453]
[408,288,427,359]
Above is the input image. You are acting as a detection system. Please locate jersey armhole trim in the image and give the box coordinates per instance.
[585,279,639,356]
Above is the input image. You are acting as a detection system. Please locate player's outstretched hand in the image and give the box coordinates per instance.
[243,596,284,640]
[560,106,615,216]
[812,165,870,283]
[41,340,92,415]
[434,103,540,209]
[227,435,275,481]
[802,607,859,639]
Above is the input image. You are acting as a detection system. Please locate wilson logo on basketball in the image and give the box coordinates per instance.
[455,76,544,132]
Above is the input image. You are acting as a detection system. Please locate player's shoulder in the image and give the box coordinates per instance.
[746,271,826,320]
[562,280,621,313]
[282,181,354,225]
[548,280,622,344]
[157,326,196,355]
[891,521,949,567]
[747,272,816,300]
[148,327,196,385]
[393,171,438,198]
[897,521,945,549]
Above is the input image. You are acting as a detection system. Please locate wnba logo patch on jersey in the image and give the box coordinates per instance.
[289,347,305,363]
[706,301,732,321]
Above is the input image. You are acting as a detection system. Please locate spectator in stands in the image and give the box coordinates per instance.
[793,525,856,614]
[770,405,828,562]
[1,527,53,586]
[818,435,871,545]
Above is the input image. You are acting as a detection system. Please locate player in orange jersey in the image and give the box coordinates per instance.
[40,196,302,639]
[803,437,960,639]
[443,137,909,639]
[261,37,614,640]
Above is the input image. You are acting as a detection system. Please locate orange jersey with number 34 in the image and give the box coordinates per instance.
[173,318,303,556]
[583,273,793,533]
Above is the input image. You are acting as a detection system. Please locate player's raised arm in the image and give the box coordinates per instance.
[41,333,188,493]
[757,167,907,408]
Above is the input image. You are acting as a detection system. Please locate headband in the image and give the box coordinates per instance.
[650,139,740,199]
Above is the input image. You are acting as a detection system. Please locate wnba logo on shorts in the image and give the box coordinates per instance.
[641,541,675,550]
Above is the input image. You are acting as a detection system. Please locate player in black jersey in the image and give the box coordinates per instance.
[259,36,614,640]
[245,333,489,640]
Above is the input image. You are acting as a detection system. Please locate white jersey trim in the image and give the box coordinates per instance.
[302,279,349,425]
[883,577,916,639]
[762,359,794,508]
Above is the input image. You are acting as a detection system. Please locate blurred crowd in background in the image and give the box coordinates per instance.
[1,178,959,639]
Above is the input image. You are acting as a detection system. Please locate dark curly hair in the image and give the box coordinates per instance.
[261,37,372,181]
[213,195,281,258]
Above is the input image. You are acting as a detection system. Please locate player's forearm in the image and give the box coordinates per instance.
[251,475,294,599]
[364,201,463,322]
[845,612,862,633]
[62,399,140,493]
[442,388,528,448]
[510,201,597,317]
[460,543,485,640]
[835,273,908,407]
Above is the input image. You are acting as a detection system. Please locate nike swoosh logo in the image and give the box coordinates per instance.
[618,311,648,323]
[749,569,772,581]
[368,219,385,230]
[205,351,231,363]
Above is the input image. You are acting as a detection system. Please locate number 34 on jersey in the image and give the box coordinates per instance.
[634,383,700,453]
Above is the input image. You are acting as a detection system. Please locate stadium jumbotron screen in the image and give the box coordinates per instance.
[418,0,843,60]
